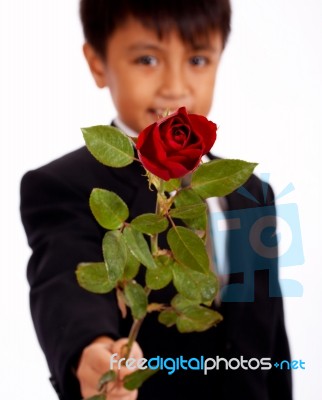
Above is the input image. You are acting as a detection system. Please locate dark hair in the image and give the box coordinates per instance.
[80,0,231,57]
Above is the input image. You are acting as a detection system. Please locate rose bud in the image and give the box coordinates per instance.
[136,107,217,181]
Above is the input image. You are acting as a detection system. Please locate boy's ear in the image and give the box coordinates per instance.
[83,43,109,88]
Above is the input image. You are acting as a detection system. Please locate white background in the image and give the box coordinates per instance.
[0,0,321,398]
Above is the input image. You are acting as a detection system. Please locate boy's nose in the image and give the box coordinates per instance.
[159,65,189,100]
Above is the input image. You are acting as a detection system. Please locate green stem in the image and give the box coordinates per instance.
[150,180,164,255]
[123,181,165,361]
[121,287,152,361]
[123,318,144,360]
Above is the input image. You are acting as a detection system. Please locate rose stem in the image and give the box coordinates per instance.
[151,179,164,254]
[122,178,164,360]
[123,318,144,360]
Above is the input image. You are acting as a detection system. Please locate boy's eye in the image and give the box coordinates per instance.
[189,56,209,66]
[135,55,158,66]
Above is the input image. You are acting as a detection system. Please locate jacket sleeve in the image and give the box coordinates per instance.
[20,167,121,399]
[267,296,293,399]
[265,183,292,399]
[224,177,293,399]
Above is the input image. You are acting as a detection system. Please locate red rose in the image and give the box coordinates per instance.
[136,107,217,181]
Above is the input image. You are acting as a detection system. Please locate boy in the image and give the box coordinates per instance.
[20,0,292,399]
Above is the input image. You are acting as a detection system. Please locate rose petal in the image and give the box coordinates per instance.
[138,152,171,180]
[170,148,202,161]
[163,159,190,179]
[164,125,191,151]
[188,114,217,153]
[138,124,167,162]
[136,122,155,149]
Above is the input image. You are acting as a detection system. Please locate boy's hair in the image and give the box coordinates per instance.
[80,0,231,58]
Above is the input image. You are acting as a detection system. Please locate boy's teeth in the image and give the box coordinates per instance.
[151,108,175,115]
[149,108,191,116]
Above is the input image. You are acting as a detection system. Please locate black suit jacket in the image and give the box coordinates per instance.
[20,146,292,400]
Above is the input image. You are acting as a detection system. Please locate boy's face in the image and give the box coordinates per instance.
[85,17,223,133]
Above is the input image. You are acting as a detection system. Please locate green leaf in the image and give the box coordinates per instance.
[103,231,127,282]
[191,159,257,198]
[158,310,177,327]
[90,188,129,230]
[169,202,206,219]
[146,255,173,290]
[172,263,218,303]
[124,281,148,319]
[123,368,159,390]
[171,294,199,311]
[131,213,169,235]
[123,246,141,280]
[82,125,134,167]
[163,178,181,192]
[97,370,117,391]
[173,189,207,230]
[176,305,223,333]
[84,395,106,400]
[123,226,156,269]
[167,226,208,273]
[76,262,116,294]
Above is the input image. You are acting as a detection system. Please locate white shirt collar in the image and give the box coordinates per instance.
[114,117,138,138]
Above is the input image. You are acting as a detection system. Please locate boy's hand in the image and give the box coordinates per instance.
[76,336,143,400]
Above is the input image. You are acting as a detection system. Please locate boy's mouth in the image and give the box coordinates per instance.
[147,107,191,118]
[148,108,176,117]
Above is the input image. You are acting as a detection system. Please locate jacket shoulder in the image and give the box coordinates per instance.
[231,172,275,208]
[21,147,104,190]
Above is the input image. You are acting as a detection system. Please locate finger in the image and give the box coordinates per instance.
[83,343,113,375]
[106,382,138,400]
[77,363,102,398]
[112,338,143,360]
[78,360,135,399]
[106,390,138,400]
[106,363,141,398]
[117,363,139,379]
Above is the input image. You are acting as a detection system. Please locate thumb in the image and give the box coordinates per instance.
[112,338,143,361]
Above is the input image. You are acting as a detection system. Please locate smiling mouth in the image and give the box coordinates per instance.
[148,107,191,117]
[148,108,176,117]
